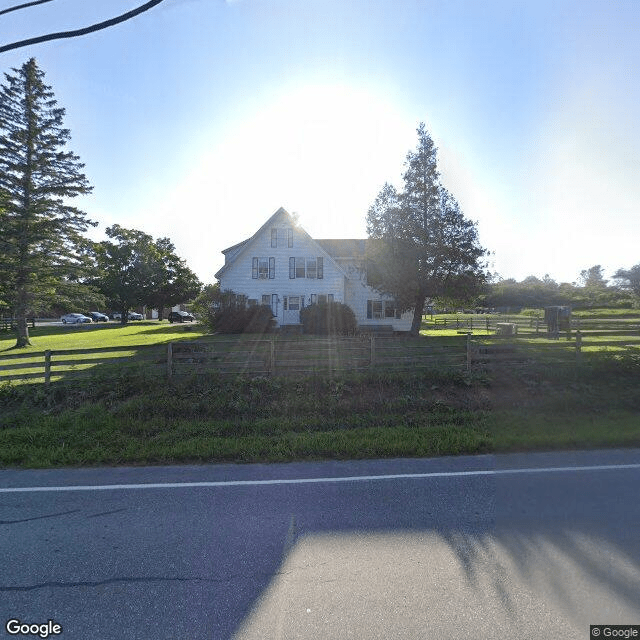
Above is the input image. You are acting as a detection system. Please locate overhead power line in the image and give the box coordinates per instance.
[0,0,167,54]
[0,0,55,18]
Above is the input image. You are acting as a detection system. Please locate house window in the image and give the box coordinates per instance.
[288,296,301,311]
[248,299,257,306]
[367,300,384,319]
[252,257,275,279]
[261,295,270,305]
[328,294,334,302]
[367,300,396,319]
[296,257,306,279]
[288,256,324,279]
[310,294,317,304]
[318,294,327,305]
[306,258,317,279]
[271,227,293,248]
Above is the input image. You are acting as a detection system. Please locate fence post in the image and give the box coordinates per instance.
[167,342,173,380]
[370,334,376,367]
[270,338,275,376]
[44,350,51,386]
[575,331,582,363]
[466,334,472,372]
[486,318,490,334]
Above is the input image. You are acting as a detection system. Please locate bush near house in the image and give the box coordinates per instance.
[300,302,357,335]
[215,304,275,334]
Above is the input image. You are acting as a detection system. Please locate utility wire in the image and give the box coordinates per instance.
[0,0,55,18]
[0,0,167,54]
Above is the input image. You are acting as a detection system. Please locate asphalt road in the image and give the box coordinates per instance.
[1,449,639,639]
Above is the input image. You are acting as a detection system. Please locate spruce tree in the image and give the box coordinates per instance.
[366,123,488,334]
[0,58,95,346]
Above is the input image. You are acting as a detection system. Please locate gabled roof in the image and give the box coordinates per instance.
[316,239,368,258]
[222,239,249,255]
[215,207,351,281]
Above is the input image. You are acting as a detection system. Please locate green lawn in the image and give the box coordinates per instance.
[1,314,638,468]
[0,320,207,353]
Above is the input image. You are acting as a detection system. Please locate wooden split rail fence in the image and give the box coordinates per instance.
[0,344,161,384]
[167,336,468,378]
[2,330,640,384]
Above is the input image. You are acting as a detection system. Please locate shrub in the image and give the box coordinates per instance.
[193,287,275,334]
[215,304,275,334]
[300,302,357,335]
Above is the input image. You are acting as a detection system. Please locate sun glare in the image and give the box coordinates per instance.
[148,82,413,280]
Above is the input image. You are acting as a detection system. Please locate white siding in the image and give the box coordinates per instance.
[340,258,413,331]
[219,209,413,331]
[219,213,346,326]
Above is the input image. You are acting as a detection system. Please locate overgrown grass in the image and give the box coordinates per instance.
[1,352,638,468]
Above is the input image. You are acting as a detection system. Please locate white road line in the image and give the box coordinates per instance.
[1,463,639,494]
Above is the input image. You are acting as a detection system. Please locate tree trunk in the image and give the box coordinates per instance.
[410,294,426,336]
[15,317,31,347]
[14,287,31,347]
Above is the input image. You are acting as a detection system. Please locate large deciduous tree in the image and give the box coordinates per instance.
[0,58,96,346]
[94,226,201,323]
[366,123,488,334]
[93,226,158,323]
[144,237,202,320]
[613,264,640,301]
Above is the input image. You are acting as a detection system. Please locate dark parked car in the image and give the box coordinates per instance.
[87,311,109,322]
[168,310,195,323]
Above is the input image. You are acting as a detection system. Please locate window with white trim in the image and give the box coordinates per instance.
[271,227,293,248]
[288,256,324,279]
[252,257,275,279]
[367,299,399,319]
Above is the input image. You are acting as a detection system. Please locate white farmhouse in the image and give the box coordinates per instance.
[215,207,413,331]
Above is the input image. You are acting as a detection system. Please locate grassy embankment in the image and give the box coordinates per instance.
[1,315,639,468]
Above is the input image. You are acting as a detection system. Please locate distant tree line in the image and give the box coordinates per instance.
[480,265,639,311]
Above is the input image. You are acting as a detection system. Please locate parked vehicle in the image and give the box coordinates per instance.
[61,313,91,324]
[87,311,109,322]
[168,310,195,323]
[111,311,143,321]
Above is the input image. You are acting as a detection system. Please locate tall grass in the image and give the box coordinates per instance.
[1,351,638,468]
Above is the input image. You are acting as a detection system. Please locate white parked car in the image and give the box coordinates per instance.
[61,313,92,324]
[111,311,143,321]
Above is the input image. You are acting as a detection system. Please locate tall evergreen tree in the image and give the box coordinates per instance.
[366,123,488,334]
[0,58,95,346]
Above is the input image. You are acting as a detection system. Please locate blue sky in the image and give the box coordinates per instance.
[2,0,639,285]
